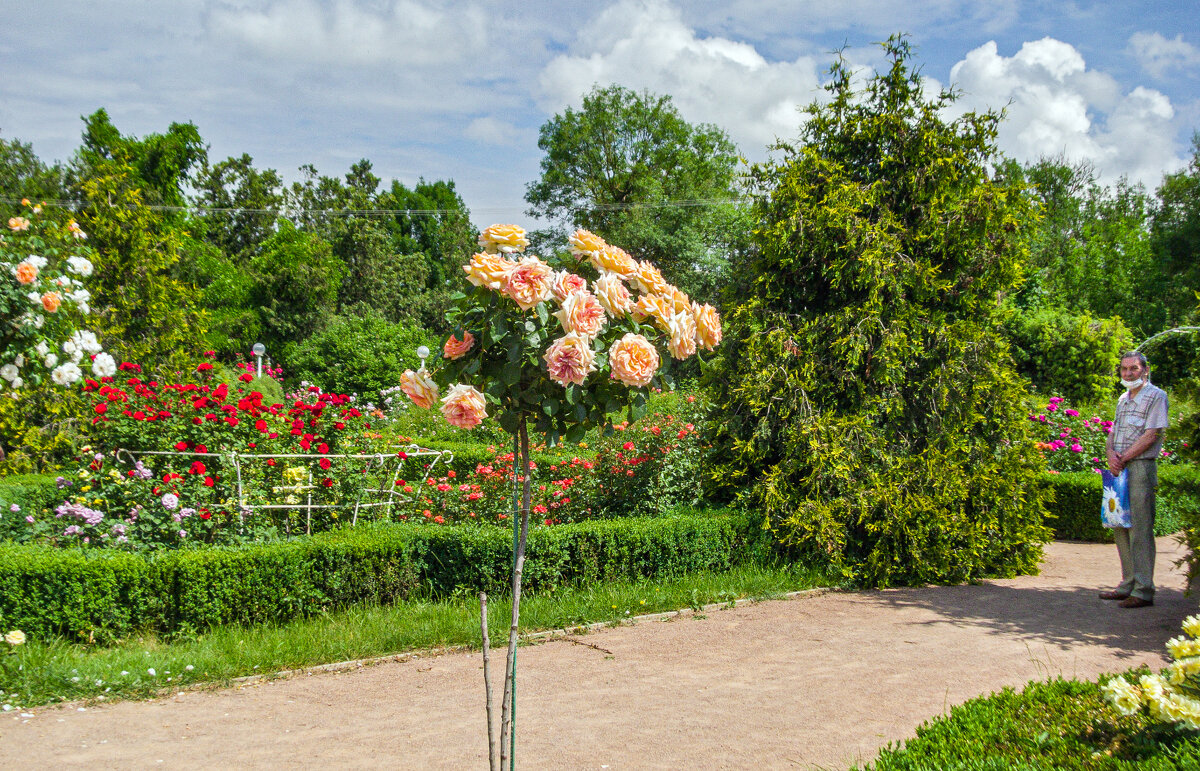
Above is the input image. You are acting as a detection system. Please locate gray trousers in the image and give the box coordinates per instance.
[1113,459,1157,600]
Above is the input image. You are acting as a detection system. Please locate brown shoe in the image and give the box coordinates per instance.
[1099,591,1130,600]
[1119,596,1154,608]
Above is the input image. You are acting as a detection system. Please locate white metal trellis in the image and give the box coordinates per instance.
[115,443,455,535]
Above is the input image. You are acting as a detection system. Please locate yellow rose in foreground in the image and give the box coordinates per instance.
[667,310,697,360]
[693,302,722,350]
[631,260,670,296]
[503,256,555,311]
[632,294,674,332]
[608,333,659,387]
[669,287,691,314]
[463,252,515,291]
[568,228,607,257]
[591,245,638,279]
[400,367,440,409]
[593,271,634,317]
[479,224,530,254]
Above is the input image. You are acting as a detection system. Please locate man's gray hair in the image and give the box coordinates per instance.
[1119,350,1150,372]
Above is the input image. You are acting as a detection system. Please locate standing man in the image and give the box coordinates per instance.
[1100,351,1169,608]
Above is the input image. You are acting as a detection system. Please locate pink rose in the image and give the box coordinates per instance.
[443,331,475,360]
[441,383,488,429]
[608,333,659,387]
[503,256,555,311]
[553,289,607,340]
[400,368,440,409]
[551,270,589,302]
[543,332,598,387]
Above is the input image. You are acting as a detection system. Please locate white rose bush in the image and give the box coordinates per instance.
[399,223,721,771]
[0,200,108,391]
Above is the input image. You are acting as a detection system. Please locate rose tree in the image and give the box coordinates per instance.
[399,223,721,771]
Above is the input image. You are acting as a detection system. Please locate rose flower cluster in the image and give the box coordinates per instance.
[399,224,722,429]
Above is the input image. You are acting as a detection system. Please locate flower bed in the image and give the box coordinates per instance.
[1030,394,1186,474]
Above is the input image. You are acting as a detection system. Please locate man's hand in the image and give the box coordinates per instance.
[1107,450,1124,476]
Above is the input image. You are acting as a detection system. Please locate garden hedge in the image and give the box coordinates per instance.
[858,676,1200,769]
[1039,465,1200,542]
[0,512,755,642]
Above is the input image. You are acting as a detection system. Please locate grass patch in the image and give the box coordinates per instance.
[0,561,828,711]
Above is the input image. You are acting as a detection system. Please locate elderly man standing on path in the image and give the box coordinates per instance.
[1100,351,1169,609]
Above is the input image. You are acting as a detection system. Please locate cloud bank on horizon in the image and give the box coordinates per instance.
[1,0,1197,223]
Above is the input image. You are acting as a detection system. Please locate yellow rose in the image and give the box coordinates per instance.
[669,287,691,314]
[463,252,515,290]
[591,246,638,279]
[568,228,607,256]
[593,271,634,317]
[608,333,659,387]
[631,260,670,296]
[693,302,723,350]
[667,310,697,360]
[632,294,674,332]
[4,630,25,646]
[478,224,530,254]
[400,368,440,409]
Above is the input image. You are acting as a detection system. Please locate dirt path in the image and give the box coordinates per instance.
[2,537,1196,770]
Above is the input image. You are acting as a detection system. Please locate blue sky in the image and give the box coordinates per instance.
[2,1,1197,227]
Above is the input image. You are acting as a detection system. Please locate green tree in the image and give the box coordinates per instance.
[525,84,749,297]
[0,134,67,216]
[249,220,342,355]
[1152,137,1200,327]
[74,108,205,208]
[190,153,284,260]
[707,38,1051,587]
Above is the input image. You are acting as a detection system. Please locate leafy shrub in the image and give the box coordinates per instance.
[708,41,1051,587]
[0,514,751,642]
[1041,466,1198,542]
[858,676,1200,770]
[1005,305,1132,404]
[0,474,61,542]
[284,310,433,397]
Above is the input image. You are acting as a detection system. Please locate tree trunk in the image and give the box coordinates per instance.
[480,592,498,771]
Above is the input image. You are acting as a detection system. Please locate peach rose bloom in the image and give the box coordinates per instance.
[553,289,607,340]
[608,333,659,388]
[668,310,698,360]
[693,303,723,350]
[14,262,37,285]
[543,332,597,387]
[400,367,440,409]
[503,256,555,311]
[478,224,530,254]
[591,245,638,279]
[632,294,674,332]
[443,331,476,360]
[441,383,488,429]
[8,217,30,232]
[551,270,588,302]
[593,271,634,317]
[631,260,670,296]
[669,287,692,314]
[40,291,62,313]
[568,228,607,257]
[463,252,515,291]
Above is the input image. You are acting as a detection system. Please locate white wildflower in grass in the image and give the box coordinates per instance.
[147,668,155,677]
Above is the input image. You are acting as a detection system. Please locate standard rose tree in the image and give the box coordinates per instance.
[398,223,721,771]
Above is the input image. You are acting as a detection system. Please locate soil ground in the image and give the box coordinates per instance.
[1,536,1196,769]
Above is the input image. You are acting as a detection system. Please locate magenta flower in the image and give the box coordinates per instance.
[1046,403,1058,412]
[1065,409,1078,417]
[1070,443,1083,452]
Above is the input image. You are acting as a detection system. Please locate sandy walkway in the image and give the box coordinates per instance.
[1,537,1196,770]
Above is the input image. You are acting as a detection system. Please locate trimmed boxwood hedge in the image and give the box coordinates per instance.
[858,676,1200,769]
[1039,465,1200,542]
[0,512,754,642]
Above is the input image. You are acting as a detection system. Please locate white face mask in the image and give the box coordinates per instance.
[1121,376,1144,390]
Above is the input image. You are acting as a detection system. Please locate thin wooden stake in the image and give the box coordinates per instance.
[481,592,498,771]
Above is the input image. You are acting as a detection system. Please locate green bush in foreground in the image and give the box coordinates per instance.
[860,677,1200,770]
[0,513,755,643]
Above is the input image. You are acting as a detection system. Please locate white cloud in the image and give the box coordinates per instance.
[1128,31,1200,79]
[538,0,827,157]
[463,116,525,146]
[949,38,1185,187]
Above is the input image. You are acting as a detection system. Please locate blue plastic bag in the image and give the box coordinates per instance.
[1101,469,1132,529]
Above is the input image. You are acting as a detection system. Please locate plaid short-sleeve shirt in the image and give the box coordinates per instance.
[1113,382,1169,460]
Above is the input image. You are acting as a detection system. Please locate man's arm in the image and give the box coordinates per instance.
[1112,428,1164,472]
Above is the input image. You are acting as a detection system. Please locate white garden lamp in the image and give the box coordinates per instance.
[416,345,430,368]
[252,342,266,379]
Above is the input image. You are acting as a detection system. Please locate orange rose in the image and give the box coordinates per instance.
[632,294,674,332]
[400,368,440,409]
[41,291,62,313]
[593,271,634,317]
[478,224,529,254]
[568,228,607,257]
[463,252,515,291]
[443,331,476,360]
[14,262,37,285]
[631,260,670,296]
[693,303,722,350]
[591,245,638,279]
[551,270,588,302]
[553,289,607,340]
[608,333,659,388]
[669,287,691,314]
[7,217,30,232]
[441,383,488,429]
[503,256,554,311]
[667,310,697,360]
[544,332,597,387]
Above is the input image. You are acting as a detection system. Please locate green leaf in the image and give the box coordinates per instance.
[565,424,587,444]
[564,384,580,405]
[501,360,523,386]
[536,302,549,325]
